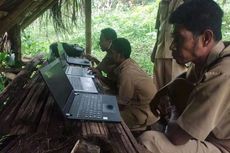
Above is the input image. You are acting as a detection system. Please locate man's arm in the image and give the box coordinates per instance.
[84,54,100,65]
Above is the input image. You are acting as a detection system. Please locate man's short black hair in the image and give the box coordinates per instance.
[110,38,131,59]
[101,28,117,40]
[169,0,223,41]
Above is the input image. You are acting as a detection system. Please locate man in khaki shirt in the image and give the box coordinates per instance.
[139,0,230,153]
[151,0,187,89]
[110,38,158,130]
[87,28,117,88]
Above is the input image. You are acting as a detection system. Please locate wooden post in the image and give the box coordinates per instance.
[84,0,92,55]
[8,24,21,63]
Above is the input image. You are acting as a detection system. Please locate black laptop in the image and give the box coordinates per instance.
[39,59,121,122]
[59,54,94,77]
[65,54,91,66]
[65,66,94,78]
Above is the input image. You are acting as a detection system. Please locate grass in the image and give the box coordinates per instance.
[21,2,158,75]
[21,1,230,77]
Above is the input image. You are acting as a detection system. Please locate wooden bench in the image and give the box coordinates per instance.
[0,61,151,153]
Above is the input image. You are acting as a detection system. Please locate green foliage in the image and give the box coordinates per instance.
[22,2,157,75]
[0,52,18,92]
[21,0,230,76]
[0,76,5,92]
[21,30,49,57]
[221,3,230,41]
[0,52,14,68]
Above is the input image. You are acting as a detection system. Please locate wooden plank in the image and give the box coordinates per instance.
[0,136,18,153]
[11,83,40,124]
[0,55,43,104]
[97,122,108,138]
[82,122,88,137]
[101,122,109,137]
[107,123,127,153]
[37,94,54,133]
[0,84,31,134]
[116,124,137,153]
[120,121,152,153]
[0,69,30,103]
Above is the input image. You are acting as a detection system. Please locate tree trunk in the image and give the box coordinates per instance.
[85,0,92,55]
[8,24,21,63]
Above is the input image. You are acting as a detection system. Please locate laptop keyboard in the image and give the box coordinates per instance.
[68,76,83,90]
[67,66,83,75]
[74,94,103,119]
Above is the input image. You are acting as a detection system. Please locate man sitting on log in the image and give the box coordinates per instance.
[138,0,230,153]
[109,38,158,131]
[86,28,118,89]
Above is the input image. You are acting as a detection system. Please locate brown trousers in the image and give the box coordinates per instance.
[138,131,221,153]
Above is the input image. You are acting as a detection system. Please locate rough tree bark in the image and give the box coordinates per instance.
[85,0,92,55]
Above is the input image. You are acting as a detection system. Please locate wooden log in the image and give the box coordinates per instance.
[0,0,6,7]
[107,123,126,153]
[9,82,41,134]
[0,84,30,134]
[0,136,18,153]
[0,54,43,104]
[0,69,30,103]
[0,68,21,73]
[0,75,40,134]
[120,121,152,153]
[0,11,8,19]
[3,72,17,80]
[37,94,54,133]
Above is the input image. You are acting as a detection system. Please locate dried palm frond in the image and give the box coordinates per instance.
[45,0,84,33]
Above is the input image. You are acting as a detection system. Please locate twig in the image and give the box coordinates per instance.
[70,139,80,153]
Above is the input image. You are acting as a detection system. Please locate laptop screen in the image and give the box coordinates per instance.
[40,59,73,109]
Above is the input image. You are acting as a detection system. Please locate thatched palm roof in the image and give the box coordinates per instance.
[0,0,84,36]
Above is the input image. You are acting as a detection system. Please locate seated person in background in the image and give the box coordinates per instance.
[87,28,118,89]
[139,0,230,153]
[48,42,84,62]
[110,38,158,131]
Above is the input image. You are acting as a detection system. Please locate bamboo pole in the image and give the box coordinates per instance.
[84,0,92,55]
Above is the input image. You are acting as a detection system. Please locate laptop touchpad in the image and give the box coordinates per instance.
[103,104,115,113]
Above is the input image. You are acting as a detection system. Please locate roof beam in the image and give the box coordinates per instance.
[0,0,34,35]
[21,0,56,29]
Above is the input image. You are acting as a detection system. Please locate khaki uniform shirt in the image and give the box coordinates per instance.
[114,59,158,129]
[177,41,230,153]
[97,50,116,75]
[152,0,184,60]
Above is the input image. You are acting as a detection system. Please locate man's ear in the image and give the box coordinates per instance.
[202,30,214,47]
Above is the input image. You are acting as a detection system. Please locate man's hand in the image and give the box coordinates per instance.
[88,67,103,79]
[84,54,100,66]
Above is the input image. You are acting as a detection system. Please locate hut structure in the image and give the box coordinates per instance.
[0,0,151,153]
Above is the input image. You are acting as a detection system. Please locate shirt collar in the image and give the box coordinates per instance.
[114,58,132,74]
[206,40,225,67]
